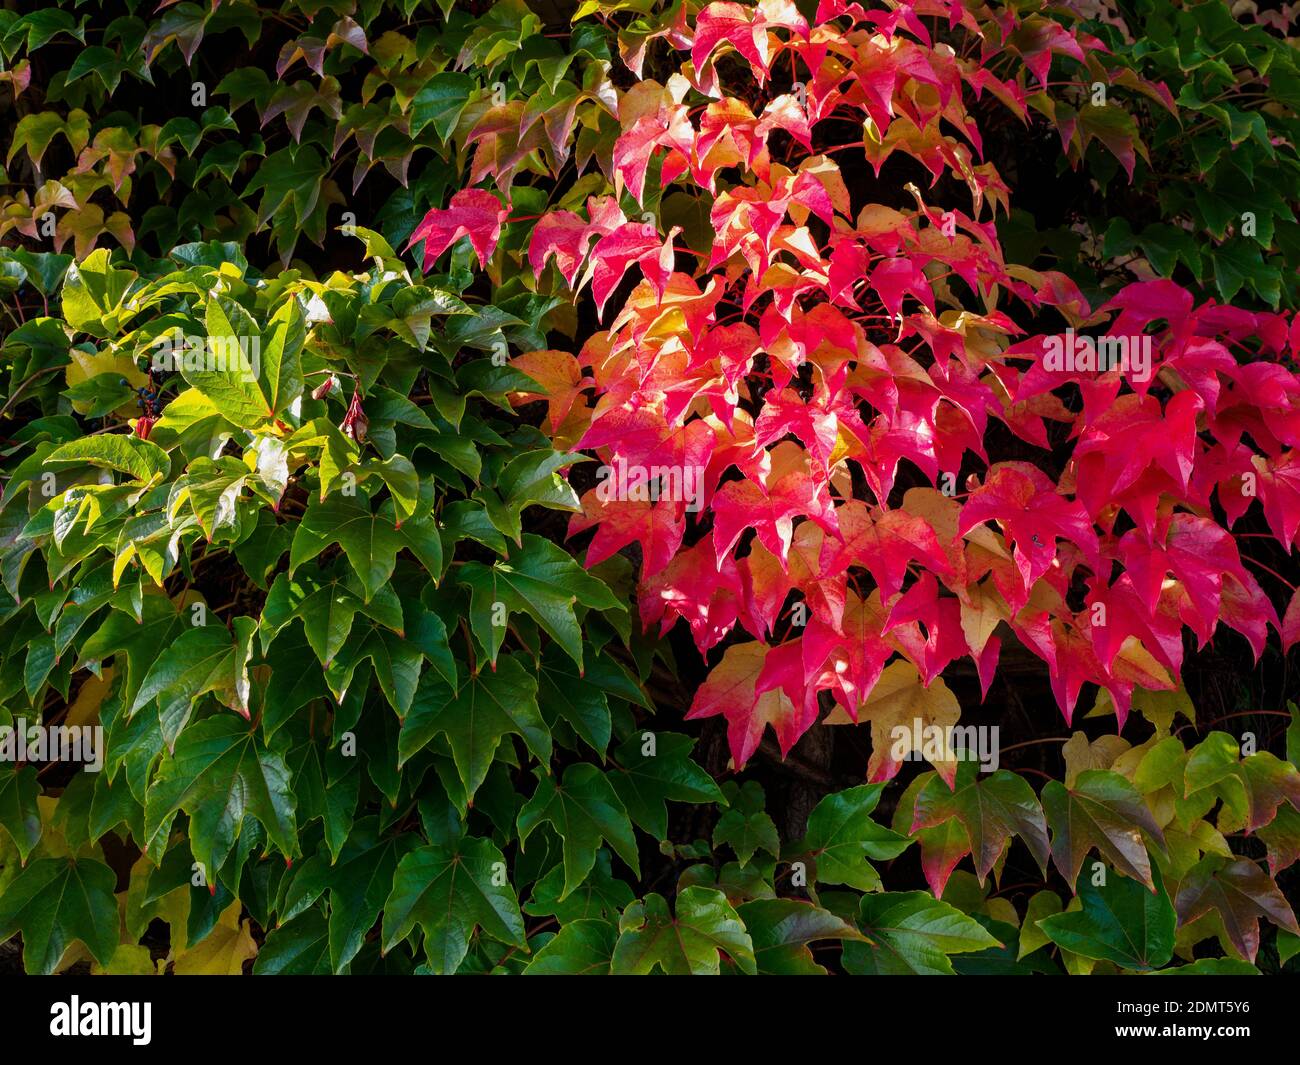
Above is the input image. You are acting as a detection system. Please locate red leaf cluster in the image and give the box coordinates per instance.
[416,0,1299,775]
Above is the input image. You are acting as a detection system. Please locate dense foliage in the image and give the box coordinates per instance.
[0,0,1298,976]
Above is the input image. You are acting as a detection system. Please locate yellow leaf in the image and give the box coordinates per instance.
[1018,890,1062,959]
[172,902,257,975]
[1088,682,1193,733]
[125,854,191,952]
[959,579,1009,655]
[93,943,161,975]
[826,660,961,783]
[154,889,191,956]
[54,940,93,973]
[1108,733,1162,780]
[986,897,1020,928]
[614,79,674,134]
[1061,730,1131,788]
[902,486,1009,560]
[65,345,147,418]
[65,666,114,729]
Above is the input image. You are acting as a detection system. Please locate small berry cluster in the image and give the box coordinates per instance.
[121,377,160,440]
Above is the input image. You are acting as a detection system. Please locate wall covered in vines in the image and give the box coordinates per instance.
[0,0,1298,978]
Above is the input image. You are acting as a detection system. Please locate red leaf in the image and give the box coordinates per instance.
[569,487,685,577]
[528,210,590,286]
[959,463,1098,607]
[711,445,840,564]
[583,222,677,316]
[870,256,935,320]
[686,640,808,767]
[639,540,743,652]
[825,501,952,601]
[1283,586,1300,652]
[407,188,508,269]
[803,590,894,717]
[405,188,506,270]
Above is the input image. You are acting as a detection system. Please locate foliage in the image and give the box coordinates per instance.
[1017,0,1300,308]
[0,0,1298,977]
[0,0,616,262]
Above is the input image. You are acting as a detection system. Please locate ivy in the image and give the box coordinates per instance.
[0,0,1298,979]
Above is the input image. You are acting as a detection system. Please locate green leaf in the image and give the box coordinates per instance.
[523,848,633,924]
[381,835,527,974]
[144,714,298,875]
[356,455,420,522]
[45,434,170,483]
[185,295,272,428]
[324,615,426,714]
[1213,239,1277,304]
[398,654,549,801]
[61,374,136,419]
[260,628,329,736]
[0,766,41,862]
[713,780,779,866]
[263,569,404,666]
[535,644,614,756]
[130,619,257,746]
[737,898,865,974]
[1152,958,1260,975]
[78,595,190,709]
[1133,735,1187,793]
[612,887,755,975]
[1173,855,1300,963]
[257,296,306,418]
[518,763,640,898]
[254,909,334,974]
[282,820,417,973]
[410,72,475,142]
[609,731,723,840]
[523,919,617,974]
[458,533,620,669]
[59,248,135,337]
[1136,222,1202,278]
[1016,889,1062,959]
[1278,928,1300,967]
[0,857,119,974]
[1039,867,1176,971]
[1041,770,1167,890]
[911,760,1051,886]
[291,492,442,601]
[798,783,911,891]
[10,10,85,53]
[1184,732,1300,832]
[5,249,72,296]
[843,891,1001,975]
[489,449,584,540]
